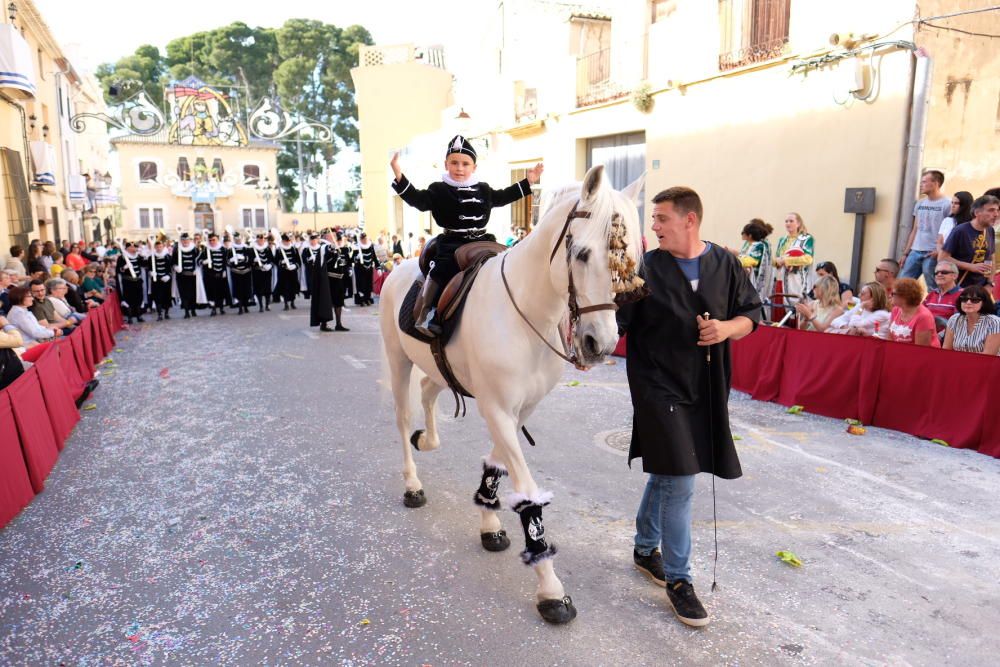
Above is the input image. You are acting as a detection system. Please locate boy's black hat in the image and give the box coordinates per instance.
[445,135,476,163]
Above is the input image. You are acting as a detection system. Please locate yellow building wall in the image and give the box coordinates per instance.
[275,211,358,233]
[113,141,280,240]
[351,48,454,239]
[918,1,1000,197]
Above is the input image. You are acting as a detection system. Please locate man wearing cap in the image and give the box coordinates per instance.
[390,135,542,336]
[249,233,275,312]
[146,239,174,320]
[202,233,229,316]
[228,232,252,314]
[173,233,202,318]
[274,233,301,311]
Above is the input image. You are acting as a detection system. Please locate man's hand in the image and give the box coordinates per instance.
[390,152,402,181]
[697,314,753,346]
[526,162,544,184]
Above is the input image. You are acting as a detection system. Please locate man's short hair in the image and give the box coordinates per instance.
[935,260,958,274]
[45,278,66,292]
[982,187,1000,199]
[29,279,46,288]
[972,195,1000,211]
[923,169,945,186]
[9,245,22,258]
[651,186,703,222]
[879,258,900,276]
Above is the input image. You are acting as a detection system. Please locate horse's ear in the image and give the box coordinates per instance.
[621,172,646,206]
[580,164,606,203]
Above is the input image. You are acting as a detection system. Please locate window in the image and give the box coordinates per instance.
[212,158,224,179]
[2,148,35,245]
[509,168,539,230]
[651,0,677,23]
[243,164,260,185]
[177,157,191,181]
[242,207,266,227]
[138,161,158,183]
[138,207,165,229]
[718,0,791,71]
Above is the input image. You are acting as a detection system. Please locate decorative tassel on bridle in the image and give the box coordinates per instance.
[608,218,650,305]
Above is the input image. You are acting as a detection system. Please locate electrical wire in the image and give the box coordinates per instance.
[918,21,1000,39]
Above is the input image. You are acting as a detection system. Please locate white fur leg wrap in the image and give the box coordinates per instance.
[512,491,556,566]
[521,543,558,566]
[482,454,508,472]
[506,490,553,512]
[474,460,509,509]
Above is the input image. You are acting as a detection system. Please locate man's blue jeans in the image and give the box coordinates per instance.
[901,249,936,288]
[634,474,696,583]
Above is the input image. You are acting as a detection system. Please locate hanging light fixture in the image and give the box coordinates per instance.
[7,2,16,23]
[455,107,471,120]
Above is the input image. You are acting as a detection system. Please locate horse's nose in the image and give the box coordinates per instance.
[582,334,600,359]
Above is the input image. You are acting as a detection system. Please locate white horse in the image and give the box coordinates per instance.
[379,165,644,623]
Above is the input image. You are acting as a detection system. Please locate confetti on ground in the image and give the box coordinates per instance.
[359,618,370,625]
[115,348,125,352]
[159,368,170,378]
[931,438,950,447]
[566,380,581,387]
[786,405,804,414]
[282,352,305,360]
[776,551,803,567]
[604,359,617,365]
[846,424,866,436]
[82,404,97,411]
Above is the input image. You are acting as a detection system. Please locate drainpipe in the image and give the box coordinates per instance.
[891,47,932,258]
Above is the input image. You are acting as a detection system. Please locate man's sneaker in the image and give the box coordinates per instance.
[665,580,709,627]
[633,548,666,587]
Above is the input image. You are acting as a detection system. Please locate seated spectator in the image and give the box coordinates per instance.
[46,278,86,324]
[874,258,898,299]
[944,286,1000,354]
[886,278,940,346]
[0,314,25,389]
[4,245,26,277]
[28,280,75,335]
[49,252,65,277]
[810,260,854,307]
[828,282,890,336]
[924,260,962,332]
[795,275,845,332]
[5,285,59,346]
[81,264,106,299]
[0,270,11,315]
[65,244,89,271]
[60,269,98,311]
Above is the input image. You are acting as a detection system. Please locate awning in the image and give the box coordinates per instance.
[0,24,36,98]
[69,174,88,204]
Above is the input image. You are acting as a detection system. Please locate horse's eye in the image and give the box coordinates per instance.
[575,248,591,264]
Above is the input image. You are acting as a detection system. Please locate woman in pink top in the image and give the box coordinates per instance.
[886,278,940,347]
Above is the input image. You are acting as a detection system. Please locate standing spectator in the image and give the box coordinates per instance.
[773,212,815,305]
[923,260,962,331]
[5,286,58,346]
[900,169,950,287]
[413,235,427,258]
[828,282,890,336]
[937,191,974,250]
[795,275,845,332]
[944,285,1000,353]
[812,261,854,307]
[373,233,389,267]
[734,219,773,314]
[874,258,899,299]
[886,278,940,347]
[404,232,415,258]
[65,244,89,271]
[940,195,999,288]
[4,246,26,276]
[26,241,45,274]
[391,234,403,258]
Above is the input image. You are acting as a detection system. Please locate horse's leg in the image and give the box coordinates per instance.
[481,406,576,624]
[475,447,510,552]
[410,376,442,452]
[386,341,426,508]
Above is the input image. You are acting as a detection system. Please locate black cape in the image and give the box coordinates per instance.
[617,244,761,479]
[309,244,334,326]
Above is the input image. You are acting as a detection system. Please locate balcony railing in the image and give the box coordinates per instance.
[576,48,628,108]
[718,0,791,71]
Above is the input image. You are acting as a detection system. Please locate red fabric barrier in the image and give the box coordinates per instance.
[86,315,106,362]
[95,310,114,358]
[33,347,80,445]
[0,391,34,529]
[76,318,97,374]
[731,327,1000,458]
[871,343,985,451]
[21,340,54,363]
[106,291,123,329]
[56,339,87,399]
[7,368,60,493]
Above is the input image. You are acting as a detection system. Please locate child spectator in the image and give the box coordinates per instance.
[828,282,890,336]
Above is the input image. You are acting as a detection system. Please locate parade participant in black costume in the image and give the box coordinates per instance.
[173,233,202,318]
[301,233,323,299]
[354,232,376,306]
[116,242,145,323]
[341,232,356,301]
[227,232,252,314]
[390,135,542,336]
[310,229,349,331]
[201,233,229,316]
[274,233,301,310]
[146,239,174,320]
[249,233,275,312]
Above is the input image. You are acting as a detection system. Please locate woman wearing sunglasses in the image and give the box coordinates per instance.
[945,285,1000,354]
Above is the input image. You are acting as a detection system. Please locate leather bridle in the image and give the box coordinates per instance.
[501,201,619,366]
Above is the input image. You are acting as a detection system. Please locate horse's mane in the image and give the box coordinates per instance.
[539,181,643,266]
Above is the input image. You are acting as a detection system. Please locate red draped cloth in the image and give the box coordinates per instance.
[7,367,60,492]
[0,391,34,527]
[34,347,81,445]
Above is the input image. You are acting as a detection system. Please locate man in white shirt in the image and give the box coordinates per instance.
[900,169,951,287]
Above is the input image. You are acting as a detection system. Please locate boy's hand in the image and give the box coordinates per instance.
[526,162,544,184]
[390,152,402,181]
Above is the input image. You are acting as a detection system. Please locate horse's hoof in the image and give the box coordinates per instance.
[409,430,425,451]
[537,596,577,624]
[480,530,510,552]
[403,489,427,508]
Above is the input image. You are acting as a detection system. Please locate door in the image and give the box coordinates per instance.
[586,131,646,225]
[194,203,215,233]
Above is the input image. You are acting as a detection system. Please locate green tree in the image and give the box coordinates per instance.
[95,44,166,107]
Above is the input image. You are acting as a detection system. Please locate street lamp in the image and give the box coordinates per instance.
[257,175,279,229]
[7,2,16,23]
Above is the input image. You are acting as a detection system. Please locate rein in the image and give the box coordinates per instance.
[501,201,619,366]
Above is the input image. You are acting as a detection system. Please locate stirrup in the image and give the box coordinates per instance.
[415,308,440,337]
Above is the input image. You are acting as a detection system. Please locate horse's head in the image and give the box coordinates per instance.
[557,165,645,366]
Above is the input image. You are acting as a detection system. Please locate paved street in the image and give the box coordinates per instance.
[1,302,998,666]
